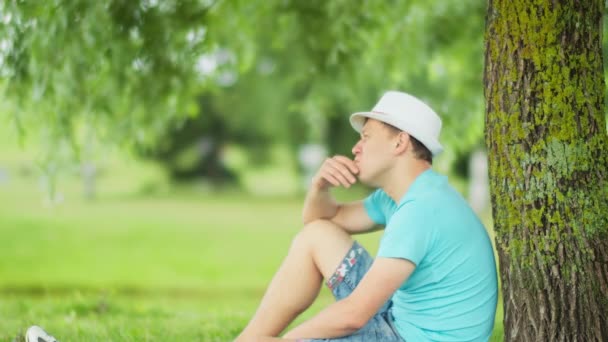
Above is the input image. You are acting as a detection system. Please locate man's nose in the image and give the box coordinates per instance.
[352,140,362,155]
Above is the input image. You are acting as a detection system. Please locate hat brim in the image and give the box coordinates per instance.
[349,111,444,157]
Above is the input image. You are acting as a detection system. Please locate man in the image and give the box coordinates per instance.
[236,90,498,342]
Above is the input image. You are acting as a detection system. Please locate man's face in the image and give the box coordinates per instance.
[351,119,398,186]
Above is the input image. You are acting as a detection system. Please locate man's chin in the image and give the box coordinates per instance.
[357,173,381,188]
[357,174,371,186]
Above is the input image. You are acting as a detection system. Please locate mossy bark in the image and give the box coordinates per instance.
[484,0,608,340]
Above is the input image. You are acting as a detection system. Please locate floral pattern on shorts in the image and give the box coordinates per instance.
[299,241,405,341]
[326,243,366,290]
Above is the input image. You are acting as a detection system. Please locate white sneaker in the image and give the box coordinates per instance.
[25,326,59,342]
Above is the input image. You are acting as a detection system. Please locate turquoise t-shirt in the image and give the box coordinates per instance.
[364,169,498,342]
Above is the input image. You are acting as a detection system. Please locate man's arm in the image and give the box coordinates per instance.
[301,156,377,234]
[282,257,416,340]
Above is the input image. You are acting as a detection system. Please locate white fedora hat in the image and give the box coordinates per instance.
[349,90,443,156]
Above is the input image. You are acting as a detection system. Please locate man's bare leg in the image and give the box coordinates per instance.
[235,220,354,341]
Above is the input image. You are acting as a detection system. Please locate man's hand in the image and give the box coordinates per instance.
[302,156,373,231]
[312,156,359,191]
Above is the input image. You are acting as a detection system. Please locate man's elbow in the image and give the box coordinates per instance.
[301,212,314,225]
[301,215,309,225]
[344,311,371,331]
[339,318,364,334]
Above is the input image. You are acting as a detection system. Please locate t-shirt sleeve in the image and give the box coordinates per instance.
[377,202,435,265]
[363,189,390,225]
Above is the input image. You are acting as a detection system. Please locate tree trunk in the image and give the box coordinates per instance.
[82,161,96,201]
[484,0,608,341]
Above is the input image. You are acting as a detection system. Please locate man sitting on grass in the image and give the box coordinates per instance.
[235,91,498,342]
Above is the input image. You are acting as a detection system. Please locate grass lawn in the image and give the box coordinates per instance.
[0,179,503,341]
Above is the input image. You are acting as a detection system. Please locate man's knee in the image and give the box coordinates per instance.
[295,220,354,278]
[303,219,343,232]
[297,219,347,243]
[291,220,328,250]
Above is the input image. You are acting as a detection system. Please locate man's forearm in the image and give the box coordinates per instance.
[236,301,360,342]
[283,299,362,340]
[301,186,339,224]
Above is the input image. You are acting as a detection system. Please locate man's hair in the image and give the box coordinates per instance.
[381,122,433,164]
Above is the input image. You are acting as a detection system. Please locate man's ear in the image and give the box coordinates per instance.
[394,132,410,154]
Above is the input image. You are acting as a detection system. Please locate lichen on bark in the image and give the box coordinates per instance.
[484,0,608,339]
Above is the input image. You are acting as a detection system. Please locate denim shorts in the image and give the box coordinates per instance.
[301,241,405,342]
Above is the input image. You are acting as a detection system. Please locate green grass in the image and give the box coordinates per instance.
[0,179,503,341]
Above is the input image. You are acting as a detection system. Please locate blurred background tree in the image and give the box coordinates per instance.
[0,0,491,193]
